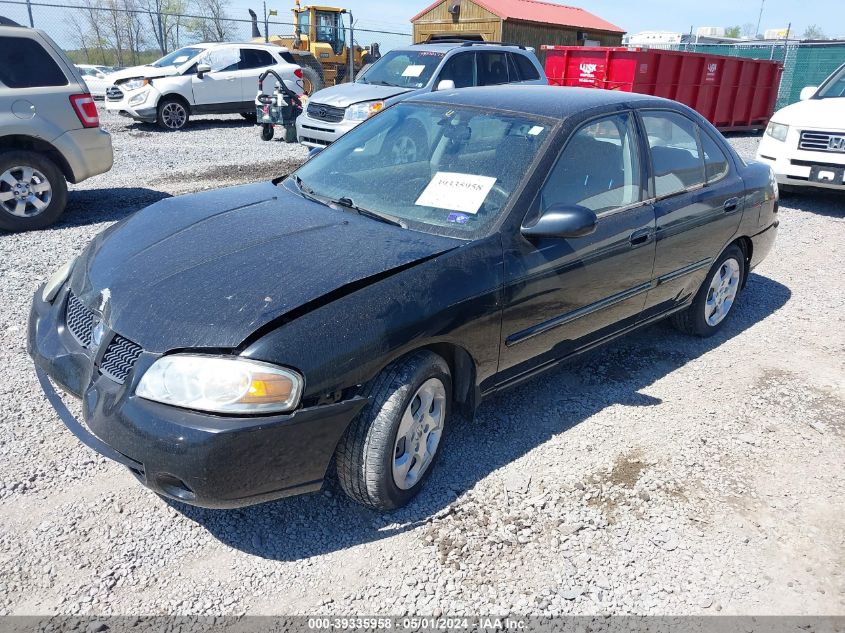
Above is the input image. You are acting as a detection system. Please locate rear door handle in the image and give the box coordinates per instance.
[629,228,652,246]
[724,197,741,213]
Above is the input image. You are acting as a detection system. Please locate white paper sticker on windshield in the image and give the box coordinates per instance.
[402,65,426,77]
[415,172,497,214]
[529,126,544,135]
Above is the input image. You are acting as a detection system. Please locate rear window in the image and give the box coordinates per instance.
[512,53,540,80]
[0,36,68,88]
[280,51,296,64]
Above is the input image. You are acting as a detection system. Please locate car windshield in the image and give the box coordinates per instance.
[291,103,552,238]
[816,64,845,98]
[357,50,446,89]
[151,46,204,68]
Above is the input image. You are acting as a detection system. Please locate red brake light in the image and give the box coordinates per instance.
[294,68,303,79]
[69,94,99,128]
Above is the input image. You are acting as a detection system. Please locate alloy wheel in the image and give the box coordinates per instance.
[161,102,187,129]
[392,377,446,490]
[705,257,741,326]
[0,165,52,218]
[390,135,419,165]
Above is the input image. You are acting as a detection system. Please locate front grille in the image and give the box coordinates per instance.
[65,293,98,347]
[302,136,331,147]
[307,102,345,123]
[106,86,124,102]
[799,130,845,153]
[99,334,143,384]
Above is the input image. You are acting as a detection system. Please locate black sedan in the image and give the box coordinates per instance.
[28,86,778,511]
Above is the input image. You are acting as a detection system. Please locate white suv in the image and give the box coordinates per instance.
[105,42,302,130]
[756,62,845,192]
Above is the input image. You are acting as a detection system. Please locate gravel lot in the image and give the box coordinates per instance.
[0,110,843,617]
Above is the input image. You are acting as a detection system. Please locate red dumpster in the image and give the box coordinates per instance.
[542,46,783,132]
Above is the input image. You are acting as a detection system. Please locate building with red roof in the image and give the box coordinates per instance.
[412,0,625,58]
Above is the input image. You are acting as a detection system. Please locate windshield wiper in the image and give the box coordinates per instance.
[290,175,328,205]
[367,80,397,87]
[332,197,404,228]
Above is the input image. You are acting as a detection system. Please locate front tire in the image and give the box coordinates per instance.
[671,244,745,337]
[157,98,190,130]
[384,121,428,165]
[336,351,451,510]
[0,151,68,232]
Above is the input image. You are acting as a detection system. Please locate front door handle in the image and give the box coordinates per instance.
[629,228,652,246]
[724,197,740,213]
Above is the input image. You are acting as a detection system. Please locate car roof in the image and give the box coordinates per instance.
[406,85,668,120]
[397,41,532,54]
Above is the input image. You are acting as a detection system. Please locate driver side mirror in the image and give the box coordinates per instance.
[196,63,211,78]
[799,86,818,101]
[436,79,455,91]
[521,204,598,239]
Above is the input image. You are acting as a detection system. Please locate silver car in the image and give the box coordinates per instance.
[0,18,113,231]
[296,41,547,155]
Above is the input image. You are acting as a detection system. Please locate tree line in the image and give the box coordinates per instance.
[67,0,239,66]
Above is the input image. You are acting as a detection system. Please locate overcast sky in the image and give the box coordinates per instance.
[224,0,843,39]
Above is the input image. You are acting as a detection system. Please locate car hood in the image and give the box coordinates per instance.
[70,181,460,353]
[307,82,414,107]
[771,98,845,130]
[109,65,181,82]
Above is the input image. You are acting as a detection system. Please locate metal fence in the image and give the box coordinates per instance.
[645,41,845,108]
[0,0,412,68]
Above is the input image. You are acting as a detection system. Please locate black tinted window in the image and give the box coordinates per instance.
[438,53,475,89]
[642,111,706,197]
[240,49,274,69]
[0,36,67,88]
[513,53,540,80]
[542,112,642,213]
[280,51,296,64]
[476,51,509,86]
[699,129,730,182]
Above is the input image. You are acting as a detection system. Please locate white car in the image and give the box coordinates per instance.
[756,62,845,192]
[105,42,302,130]
[76,64,113,99]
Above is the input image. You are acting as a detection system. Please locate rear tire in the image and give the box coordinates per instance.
[671,244,745,337]
[0,151,68,232]
[336,351,451,510]
[156,97,190,130]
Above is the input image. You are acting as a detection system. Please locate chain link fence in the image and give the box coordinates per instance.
[0,0,411,68]
[644,41,845,108]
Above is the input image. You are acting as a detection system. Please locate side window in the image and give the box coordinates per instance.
[699,129,730,182]
[0,36,68,88]
[513,53,541,80]
[240,49,274,70]
[198,47,241,72]
[438,53,475,89]
[641,111,705,197]
[541,112,642,214]
[476,51,509,86]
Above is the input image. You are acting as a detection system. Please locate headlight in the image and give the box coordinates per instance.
[765,121,789,142]
[136,355,303,415]
[41,257,76,303]
[128,89,148,105]
[120,77,148,91]
[345,100,384,121]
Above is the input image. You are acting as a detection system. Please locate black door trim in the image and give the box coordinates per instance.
[655,257,711,286]
[505,282,652,347]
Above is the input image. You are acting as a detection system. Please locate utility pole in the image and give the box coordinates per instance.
[347,11,354,84]
[25,0,34,27]
[263,0,269,42]
[755,0,765,39]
